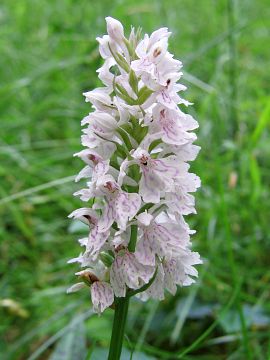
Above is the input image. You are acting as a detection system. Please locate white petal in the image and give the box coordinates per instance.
[123,253,154,289]
[68,208,98,225]
[114,192,141,230]
[73,187,94,202]
[78,237,88,246]
[97,58,115,88]
[87,227,110,256]
[83,88,112,111]
[149,27,171,48]
[118,158,132,186]
[138,263,165,301]
[75,165,92,182]
[67,282,86,294]
[136,212,153,226]
[98,202,115,232]
[139,170,163,203]
[135,234,156,266]
[91,281,114,313]
[154,156,184,179]
[110,256,126,297]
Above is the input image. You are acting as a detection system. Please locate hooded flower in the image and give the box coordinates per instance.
[68,208,110,260]
[96,175,141,231]
[135,212,190,266]
[110,251,155,297]
[148,104,198,146]
[132,147,188,203]
[74,149,110,182]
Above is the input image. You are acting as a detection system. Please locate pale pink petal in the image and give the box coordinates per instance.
[176,173,201,193]
[138,263,165,301]
[73,185,95,202]
[136,212,153,226]
[91,281,114,313]
[154,156,185,179]
[139,169,163,203]
[106,17,124,44]
[98,202,115,232]
[118,159,133,186]
[163,258,178,295]
[110,256,126,297]
[75,165,93,182]
[165,192,196,215]
[87,227,110,258]
[93,160,110,181]
[123,253,154,289]
[114,192,141,230]
[135,233,156,266]
[68,208,98,225]
[83,88,112,111]
[67,282,86,294]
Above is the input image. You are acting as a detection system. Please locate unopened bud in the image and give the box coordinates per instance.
[106,17,124,44]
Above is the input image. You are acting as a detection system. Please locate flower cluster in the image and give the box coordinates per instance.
[67,17,202,313]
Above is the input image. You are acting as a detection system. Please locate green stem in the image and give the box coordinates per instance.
[128,225,138,252]
[108,296,130,360]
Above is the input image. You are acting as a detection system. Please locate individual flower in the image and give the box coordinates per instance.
[148,104,198,146]
[119,145,189,203]
[68,208,110,260]
[96,175,141,231]
[135,211,190,266]
[74,149,110,182]
[110,251,155,297]
[67,268,114,314]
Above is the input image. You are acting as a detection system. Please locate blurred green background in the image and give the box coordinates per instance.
[1,0,269,359]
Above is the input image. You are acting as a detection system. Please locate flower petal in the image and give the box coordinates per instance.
[87,227,110,258]
[114,192,141,230]
[67,282,86,294]
[110,256,126,297]
[98,202,115,232]
[91,281,114,313]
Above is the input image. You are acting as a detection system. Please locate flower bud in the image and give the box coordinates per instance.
[105,17,124,44]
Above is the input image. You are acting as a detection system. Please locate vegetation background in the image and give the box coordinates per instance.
[1,0,269,359]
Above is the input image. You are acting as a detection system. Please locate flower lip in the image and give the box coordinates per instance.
[140,154,149,166]
[153,47,162,58]
[104,181,118,193]
[83,214,97,226]
[88,154,100,165]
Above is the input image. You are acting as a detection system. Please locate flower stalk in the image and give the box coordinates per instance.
[67,16,202,357]
[108,296,130,360]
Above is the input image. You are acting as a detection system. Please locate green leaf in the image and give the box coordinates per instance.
[114,52,130,73]
[249,153,262,203]
[137,86,153,105]
[129,69,139,94]
[251,98,270,147]
[117,127,133,151]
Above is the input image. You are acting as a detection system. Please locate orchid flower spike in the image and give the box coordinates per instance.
[67,17,202,314]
